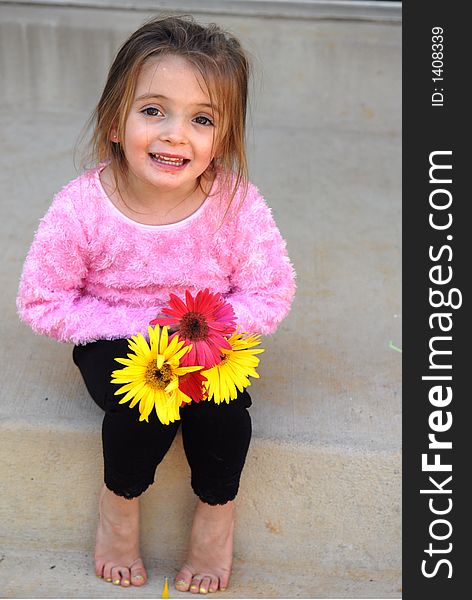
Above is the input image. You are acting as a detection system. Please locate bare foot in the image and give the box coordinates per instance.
[175,500,234,594]
[94,484,147,587]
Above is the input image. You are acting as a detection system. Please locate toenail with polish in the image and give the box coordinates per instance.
[123,580,130,585]
[113,579,121,585]
[105,578,112,582]
[133,574,145,580]
[199,587,207,594]
[176,579,187,586]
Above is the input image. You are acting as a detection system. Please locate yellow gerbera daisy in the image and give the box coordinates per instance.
[111,325,202,425]
[202,332,265,404]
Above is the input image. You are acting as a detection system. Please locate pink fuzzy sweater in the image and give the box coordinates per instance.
[17,166,295,344]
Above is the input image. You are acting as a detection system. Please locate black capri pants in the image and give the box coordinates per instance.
[73,338,252,505]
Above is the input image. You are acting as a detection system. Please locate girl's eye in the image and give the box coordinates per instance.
[142,107,162,117]
[194,115,214,126]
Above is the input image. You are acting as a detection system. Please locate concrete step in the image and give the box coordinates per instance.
[1,415,400,574]
[0,547,402,599]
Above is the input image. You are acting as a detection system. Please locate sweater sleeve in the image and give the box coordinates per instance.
[16,189,152,344]
[225,186,296,335]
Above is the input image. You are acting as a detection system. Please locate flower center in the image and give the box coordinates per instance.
[179,311,209,341]
[145,361,174,390]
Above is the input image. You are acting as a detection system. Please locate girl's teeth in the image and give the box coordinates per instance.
[153,154,185,166]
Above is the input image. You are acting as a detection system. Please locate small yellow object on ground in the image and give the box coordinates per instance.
[162,576,169,598]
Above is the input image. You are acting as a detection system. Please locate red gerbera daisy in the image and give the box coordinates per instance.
[178,370,208,405]
[150,289,236,368]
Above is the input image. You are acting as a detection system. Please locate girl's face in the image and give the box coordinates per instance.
[120,54,218,198]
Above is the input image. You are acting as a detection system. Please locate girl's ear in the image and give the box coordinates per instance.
[110,128,119,143]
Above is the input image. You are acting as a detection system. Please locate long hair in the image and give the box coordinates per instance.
[86,15,249,211]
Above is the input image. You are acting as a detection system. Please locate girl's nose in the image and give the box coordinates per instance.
[159,117,188,145]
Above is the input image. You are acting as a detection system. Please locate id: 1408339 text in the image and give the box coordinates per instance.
[431,26,444,107]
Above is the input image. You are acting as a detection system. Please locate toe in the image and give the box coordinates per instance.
[130,559,147,586]
[208,576,219,593]
[131,572,146,586]
[190,575,203,594]
[199,576,211,594]
[103,563,113,582]
[120,567,132,587]
[95,560,105,579]
[110,566,122,586]
[175,567,192,591]
[111,565,130,587]
[219,572,230,591]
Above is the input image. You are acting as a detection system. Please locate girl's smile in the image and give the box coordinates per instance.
[118,54,217,206]
[149,153,189,169]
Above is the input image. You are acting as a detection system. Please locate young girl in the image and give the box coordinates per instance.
[17,15,295,594]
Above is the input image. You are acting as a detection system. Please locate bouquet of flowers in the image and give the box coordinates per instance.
[110,289,264,425]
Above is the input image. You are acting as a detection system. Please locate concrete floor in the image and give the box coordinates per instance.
[1,547,402,599]
[0,2,401,598]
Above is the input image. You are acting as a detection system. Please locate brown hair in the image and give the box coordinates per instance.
[86,15,249,210]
